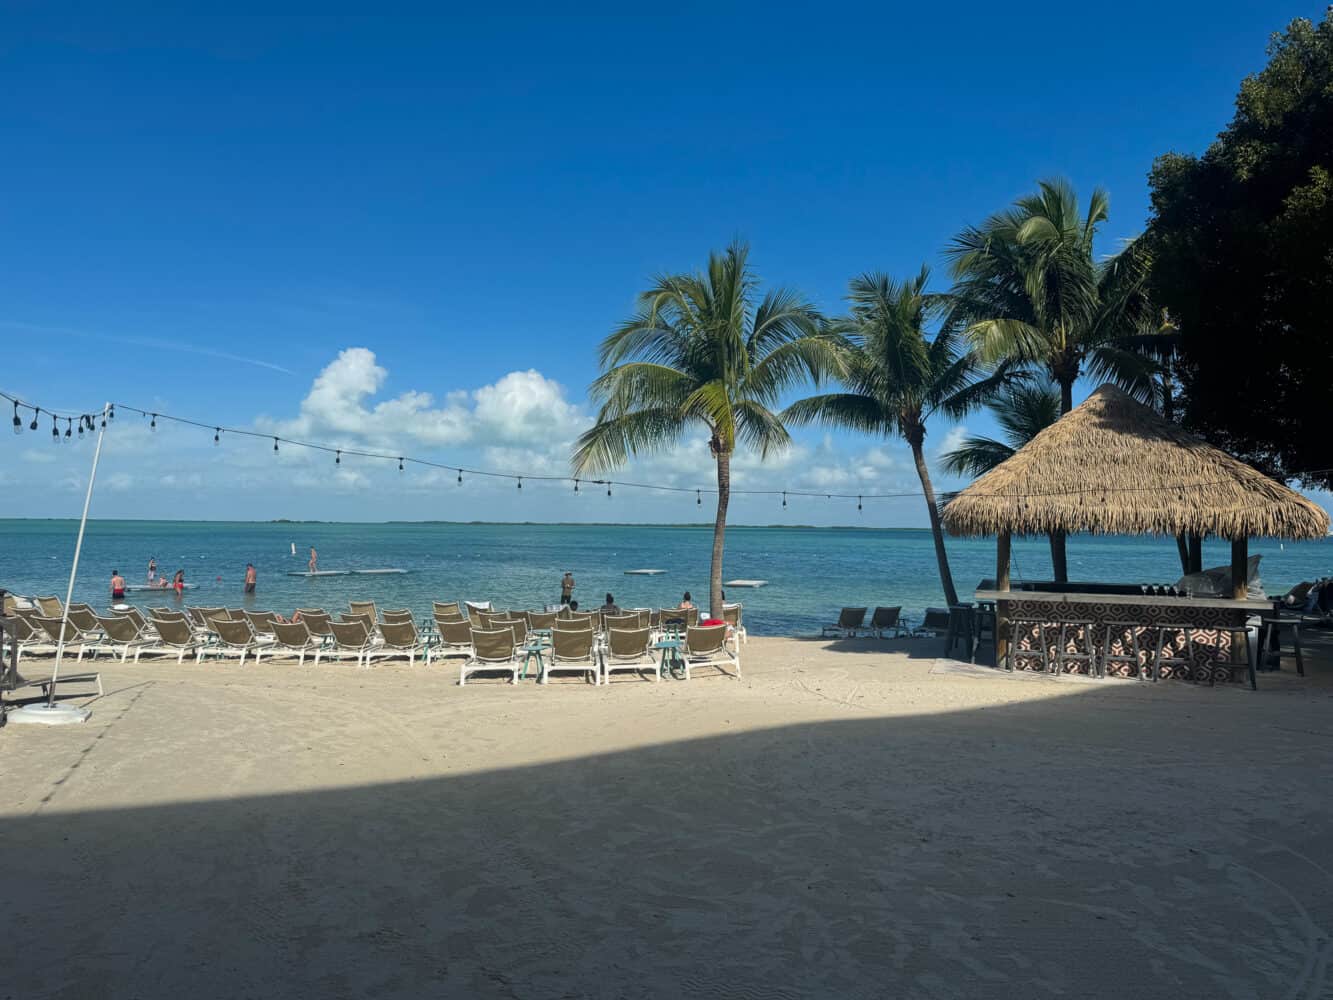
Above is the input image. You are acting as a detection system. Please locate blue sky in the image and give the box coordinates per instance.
[2,3,1326,524]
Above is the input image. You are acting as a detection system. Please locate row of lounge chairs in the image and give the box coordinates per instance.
[1,597,744,686]
[819,606,954,639]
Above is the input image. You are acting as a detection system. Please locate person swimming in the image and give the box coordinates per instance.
[110,569,126,602]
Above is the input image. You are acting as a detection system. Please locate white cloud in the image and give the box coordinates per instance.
[935,424,969,457]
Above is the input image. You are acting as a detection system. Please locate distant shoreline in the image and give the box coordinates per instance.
[0,517,935,532]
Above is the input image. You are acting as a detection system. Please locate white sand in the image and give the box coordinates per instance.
[4,636,1333,998]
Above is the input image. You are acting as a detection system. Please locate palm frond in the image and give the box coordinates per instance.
[940,436,1015,477]
[571,408,688,475]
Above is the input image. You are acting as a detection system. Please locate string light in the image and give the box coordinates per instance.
[782,491,787,509]
[574,478,580,493]
[108,405,114,420]
[335,450,341,465]
[517,476,522,490]
[150,413,158,431]
[273,437,279,453]
[77,417,85,438]
[51,414,59,441]
[696,489,701,506]
[398,457,404,472]
[64,418,72,439]
[607,483,612,497]
[214,428,220,445]
[30,407,39,432]
[457,469,463,485]
[12,402,20,434]
[857,495,863,512]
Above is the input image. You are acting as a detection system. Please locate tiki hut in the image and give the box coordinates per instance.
[942,385,1328,599]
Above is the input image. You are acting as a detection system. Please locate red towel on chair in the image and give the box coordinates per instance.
[701,618,724,627]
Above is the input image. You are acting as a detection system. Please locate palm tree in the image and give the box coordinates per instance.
[782,267,1010,609]
[944,178,1158,579]
[573,242,839,618]
[941,379,1062,571]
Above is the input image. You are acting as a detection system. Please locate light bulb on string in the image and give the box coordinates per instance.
[30,407,39,432]
[51,414,59,441]
[857,496,862,512]
[606,483,612,497]
[64,418,72,439]
[335,450,341,465]
[108,405,114,420]
[456,469,463,485]
[782,491,787,509]
[273,437,279,453]
[517,476,522,490]
[77,417,85,438]
[574,478,580,493]
[12,402,21,434]
[214,428,220,445]
[398,457,404,472]
[696,489,701,506]
[150,413,157,431]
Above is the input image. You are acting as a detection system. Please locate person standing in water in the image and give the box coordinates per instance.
[173,569,185,598]
[560,571,575,607]
[244,563,257,594]
[308,547,318,574]
[147,556,157,585]
[110,569,126,602]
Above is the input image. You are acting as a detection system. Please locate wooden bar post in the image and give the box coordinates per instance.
[1231,537,1248,600]
[996,532,1012,670]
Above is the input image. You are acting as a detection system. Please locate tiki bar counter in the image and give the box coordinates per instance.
[941,386,1329,687]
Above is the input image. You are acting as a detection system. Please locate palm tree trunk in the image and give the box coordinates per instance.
[1049,531,1068,583]
[1059,377,1074,414]
[1175,533,1191,575]
[910,440,959,608]
[709,450,730,619]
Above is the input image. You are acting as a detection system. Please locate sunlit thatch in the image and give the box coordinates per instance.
[941,385,1329,540]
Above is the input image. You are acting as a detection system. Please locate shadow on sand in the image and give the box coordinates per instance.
[6,678,1333,999]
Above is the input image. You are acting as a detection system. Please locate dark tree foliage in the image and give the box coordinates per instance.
[1147,15,1333,489]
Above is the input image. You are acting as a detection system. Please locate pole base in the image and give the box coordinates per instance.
[7,703,91,725]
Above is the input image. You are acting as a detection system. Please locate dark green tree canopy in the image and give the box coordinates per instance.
[1147,14,1333,489]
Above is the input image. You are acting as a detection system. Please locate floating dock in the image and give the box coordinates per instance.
[724,579,768,588]
[623,569,667,575]
[286,568,408,577]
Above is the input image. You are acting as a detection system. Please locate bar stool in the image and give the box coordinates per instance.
[1102,621,1154,681]
[1209,624,1257,690]
[1153,624,1196,682]
[1008,618,1050,673]
[971,605,996,664]
[945,604,974,658]
[1259,616,1305,676]
[1053,620,1097,676]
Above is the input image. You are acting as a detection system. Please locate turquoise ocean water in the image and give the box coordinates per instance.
[2,520,1329,635]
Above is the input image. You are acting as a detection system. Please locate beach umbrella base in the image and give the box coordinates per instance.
[7,703,92,725]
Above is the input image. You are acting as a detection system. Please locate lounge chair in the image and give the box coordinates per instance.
[868,606,905,638]
[33,615,101,661]
[464,600,493,616]
[433,600,462,618]
[661,607,699,629]
[560,611,595,630]
[34,596,63,618]
[243,610,279,637]
[1,614,54,665]
[460,627,520,685]
[722,604,748,645]
[603,627,659,684]
[545,627,599,685]
[525,610,558,630]
[493,617,527,648]
[118,606,153,635]
[143,616,204,662]
[94,614,155,662]
[372,620,428,666]
[432,618,475,660]
[202,618,268,666]
[381,608,415,625]
[603,613,640,633]
[318,620,378,668]
[297,609,334,646]
[340,611,376,636]
[913,608,952,637]
[349,600,378,623]
[256,620,322,666]
[682,624,741,680]
[821,607,868,638]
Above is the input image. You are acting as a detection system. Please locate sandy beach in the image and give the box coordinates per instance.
[5,635,1333,999]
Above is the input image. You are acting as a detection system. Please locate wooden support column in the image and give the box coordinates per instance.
[1188,533,1203,574]
[996,532,1012,670]
[1231,537,1248,600]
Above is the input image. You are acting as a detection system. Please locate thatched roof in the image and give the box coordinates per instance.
[942,385,1329,541]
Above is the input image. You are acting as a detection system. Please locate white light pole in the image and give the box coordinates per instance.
[11,402,110,725]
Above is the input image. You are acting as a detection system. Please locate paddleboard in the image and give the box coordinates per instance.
[724,579,768,588]
[353,568,408,575]
[286,568,409,577]
[124,583,197,592]
[624,569,666,575]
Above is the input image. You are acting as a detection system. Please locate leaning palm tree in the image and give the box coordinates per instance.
[573,242,838,618]
[942,379,1062,571]
[944,178,1159,579]
[783,267,1010,609]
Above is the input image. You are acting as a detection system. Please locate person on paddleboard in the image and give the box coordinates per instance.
[308,546,318,574]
